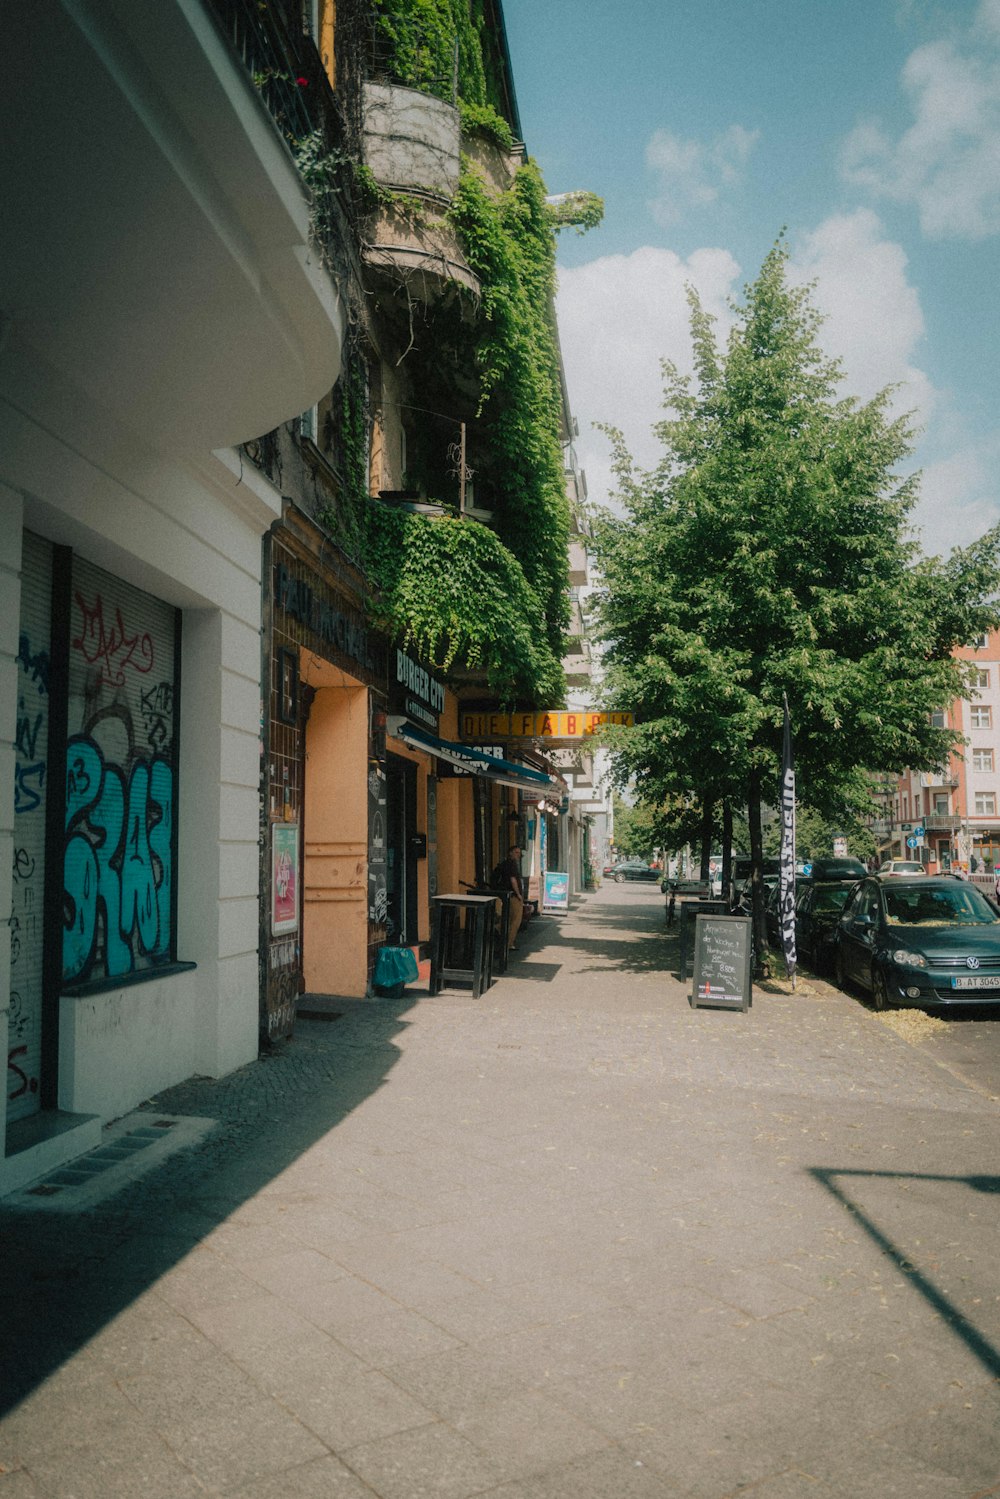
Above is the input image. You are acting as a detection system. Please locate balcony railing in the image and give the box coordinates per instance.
[205,0,323,147]
[924,812,962,830]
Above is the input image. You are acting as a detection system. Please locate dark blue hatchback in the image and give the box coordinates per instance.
[835,876,1000,1010]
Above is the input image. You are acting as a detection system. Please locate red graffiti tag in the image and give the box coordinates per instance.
[72,593,154,686]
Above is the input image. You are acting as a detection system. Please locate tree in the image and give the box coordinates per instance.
[592,240,1000,968]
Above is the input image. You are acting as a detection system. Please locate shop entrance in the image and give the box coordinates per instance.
[386,753,418,946]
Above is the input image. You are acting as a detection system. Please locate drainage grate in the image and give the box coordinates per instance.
[26,1126,163,1195]
[16,1113,214,1208]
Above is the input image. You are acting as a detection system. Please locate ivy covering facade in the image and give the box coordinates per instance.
[346,0,602,704]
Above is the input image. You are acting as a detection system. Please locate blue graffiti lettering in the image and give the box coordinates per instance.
[16,633,50,695]
[14,762,45,814]
[63,735,174,983]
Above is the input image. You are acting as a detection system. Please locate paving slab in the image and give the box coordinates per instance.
[1,884,998,1497]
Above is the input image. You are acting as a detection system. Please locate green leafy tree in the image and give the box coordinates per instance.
[592,241,1000,967]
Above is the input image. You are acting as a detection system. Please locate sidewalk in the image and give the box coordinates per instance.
[2,885,999,1498]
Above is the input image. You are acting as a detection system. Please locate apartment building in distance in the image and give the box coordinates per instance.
[877,630,1000,875]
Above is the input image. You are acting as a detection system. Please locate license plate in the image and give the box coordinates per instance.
[951,975,1000,990]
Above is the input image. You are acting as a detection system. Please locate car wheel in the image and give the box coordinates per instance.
[614,872,624,884]
[871,965,891,1013]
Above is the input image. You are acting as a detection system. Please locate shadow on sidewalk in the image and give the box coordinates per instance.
[811,1166,1000,1380]
[0,994,418,1416]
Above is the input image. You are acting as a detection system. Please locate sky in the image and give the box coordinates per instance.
[501,0,1000,558]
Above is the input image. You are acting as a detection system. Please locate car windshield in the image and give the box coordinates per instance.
[883,885,1000,927]
[813,887,851,913]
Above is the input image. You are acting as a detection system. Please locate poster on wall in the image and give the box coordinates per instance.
[271,823,300,935]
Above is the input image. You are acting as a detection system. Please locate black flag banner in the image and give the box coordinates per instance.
[779,694,797,978]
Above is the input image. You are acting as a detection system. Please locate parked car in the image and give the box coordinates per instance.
[835,875,1000,1010]
[612,860,661,883]
[809,856,867,882]
[734,871,780,914]
[794,881,855,972]
[602,860,621,877]
[729,856,779,907]
[878,859,926,877]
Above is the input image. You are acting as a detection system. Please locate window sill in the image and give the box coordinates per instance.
[62,961,197,1000]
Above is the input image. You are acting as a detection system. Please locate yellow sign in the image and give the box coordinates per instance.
[459,710,634,740]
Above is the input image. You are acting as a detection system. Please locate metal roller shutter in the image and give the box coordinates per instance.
[10,531,53,1124]
[64,556,178,987]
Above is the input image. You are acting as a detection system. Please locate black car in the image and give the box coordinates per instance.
[764,879,855,968]
[794,881,855,972]
[809,856,867,882]
[835,875,1000,1010]
[612,860,661,883]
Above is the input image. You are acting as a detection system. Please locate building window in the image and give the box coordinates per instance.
[973,748,994,772]
[971,706,993,729]
[975,793,996,816]
[976,668,990,689]
[933,793,950,813]
[63,556,179,986]
[974,634,989,650]
[930,709,947,728]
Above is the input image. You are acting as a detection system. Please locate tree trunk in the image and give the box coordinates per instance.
[721,800,733,907]
[747,767,769,975]
[699,799,714,882]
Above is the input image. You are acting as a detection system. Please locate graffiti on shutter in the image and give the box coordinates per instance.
[9,532,52,1123]
[63,557,178,985]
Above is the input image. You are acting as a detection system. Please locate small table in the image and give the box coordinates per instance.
[430,894,498,999]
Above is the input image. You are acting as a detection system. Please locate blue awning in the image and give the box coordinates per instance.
[387,717,561,793]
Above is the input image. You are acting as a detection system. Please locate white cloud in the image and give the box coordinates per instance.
[556,244,740,506]
[556,217,998,554]
[913,439,1000,555]
[645,124,759,226]
[788,209,937,426]
[840,6,1000,239]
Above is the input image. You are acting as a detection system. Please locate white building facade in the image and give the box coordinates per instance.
[1,0,345,1192]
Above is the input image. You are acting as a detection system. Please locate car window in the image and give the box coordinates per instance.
[812,887,851,914]
[884,884,1000,926]
[847,882,878,924]
[842,885,865,922]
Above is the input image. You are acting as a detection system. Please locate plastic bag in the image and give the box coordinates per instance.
[374,945,419,990]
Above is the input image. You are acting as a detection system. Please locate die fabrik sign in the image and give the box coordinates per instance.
[459,709,634,741]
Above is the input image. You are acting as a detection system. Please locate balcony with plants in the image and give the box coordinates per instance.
[339,0,604,707]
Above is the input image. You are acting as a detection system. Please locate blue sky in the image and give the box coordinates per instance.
[502,0,1000,556]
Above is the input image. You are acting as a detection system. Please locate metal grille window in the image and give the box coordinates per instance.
[63,557,180,986]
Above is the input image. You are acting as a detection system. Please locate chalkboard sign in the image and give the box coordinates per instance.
[678,898,729,980]
[690,913,752,1011]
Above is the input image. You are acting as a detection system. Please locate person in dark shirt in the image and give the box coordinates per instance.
[498,844,524,951]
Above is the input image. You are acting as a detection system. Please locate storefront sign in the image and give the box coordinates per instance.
[392,649,445,729]
[543,871,569,911]
[459,709,634,740]
[274,562,369,668]
[437,744,505,777]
